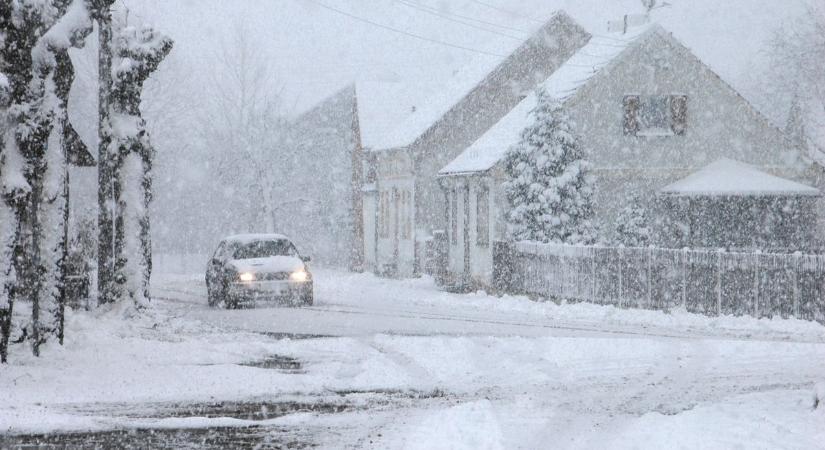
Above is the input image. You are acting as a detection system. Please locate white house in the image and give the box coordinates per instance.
[359,11,590,277]
[438,24,815,288]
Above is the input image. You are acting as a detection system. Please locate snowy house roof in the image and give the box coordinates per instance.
[439,25,655,176]
[361,11,577,151]
[659,158,820,197]
[360,58,502,151]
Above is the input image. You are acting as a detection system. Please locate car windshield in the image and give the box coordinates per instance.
[232,240,297,259]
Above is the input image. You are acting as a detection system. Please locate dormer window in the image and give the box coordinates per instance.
[623,94,687,136]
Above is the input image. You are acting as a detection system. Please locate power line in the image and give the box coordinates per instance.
[304,0,507,58]
[391,0,525,41]
[464,1,650,44]
[468,0,545,24]
[394,0,532,35]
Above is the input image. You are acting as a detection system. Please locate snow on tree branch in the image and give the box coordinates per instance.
[1,0,94,358]
[38,0,93,51]
[107,18,173,308]
[503,88,597,245]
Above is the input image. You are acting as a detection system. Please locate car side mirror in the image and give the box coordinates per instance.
[301,256,311,263]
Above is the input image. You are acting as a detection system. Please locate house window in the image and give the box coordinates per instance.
[451,188,458,245]
[623,95,688,136]
[639,96,670,132]
[476,188,489,247]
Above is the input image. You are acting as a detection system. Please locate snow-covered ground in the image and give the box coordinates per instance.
[1,266,824,448]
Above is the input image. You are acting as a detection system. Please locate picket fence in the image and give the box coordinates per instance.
[495,242,825,323]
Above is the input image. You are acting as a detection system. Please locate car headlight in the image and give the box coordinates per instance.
[238,272,256,282]
[290,270,309,282]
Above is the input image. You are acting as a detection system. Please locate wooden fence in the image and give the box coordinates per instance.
[493,242,825,323]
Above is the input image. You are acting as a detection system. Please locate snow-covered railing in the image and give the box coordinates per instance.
[495,242,825,323]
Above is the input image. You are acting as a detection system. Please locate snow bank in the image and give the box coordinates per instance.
[606,390,825,449]
[323,270,825,342]
[374,400,506,450]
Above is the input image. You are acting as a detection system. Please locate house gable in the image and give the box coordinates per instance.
[442,25,798,177]
[412,12,590,240]
[567,26,794,171]
[439,27,648,176]
[412,11,589,171]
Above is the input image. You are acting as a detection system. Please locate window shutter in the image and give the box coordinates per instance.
[670,95,687,136]
[623,95,640,136]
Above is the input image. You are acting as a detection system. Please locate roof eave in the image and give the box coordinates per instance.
[658,191,821,198]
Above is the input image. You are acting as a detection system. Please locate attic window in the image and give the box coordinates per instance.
[623,95,687,136]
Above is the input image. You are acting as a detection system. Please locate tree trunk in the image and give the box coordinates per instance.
[0,202,21,363]
[141,147,153,301]
[0,38,20,362]
[96,2,116,305]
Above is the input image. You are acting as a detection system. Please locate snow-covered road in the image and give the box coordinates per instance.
[153,269,825,343]
[2,268,824,448]
[151,269,825,448]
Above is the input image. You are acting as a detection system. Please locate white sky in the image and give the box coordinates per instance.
[116,0,810,117]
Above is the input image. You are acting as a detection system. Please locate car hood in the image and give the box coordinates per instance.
[229,256,305,274]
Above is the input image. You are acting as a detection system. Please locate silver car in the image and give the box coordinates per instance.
[206,234,313,308]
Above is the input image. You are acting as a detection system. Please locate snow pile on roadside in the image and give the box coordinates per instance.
[0,302,308,433]
[605,390,825,450]
[373,400,506,450]
[323,270,825,342]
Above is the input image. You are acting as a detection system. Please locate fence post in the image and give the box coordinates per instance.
[681,248,688,309]
[753,252,760,318]
[561,252,567,298]
[646,248,652,309]
[792,252,800,319]
[716,250,722,316]
[591,248,596,302]
[618,247,624,307]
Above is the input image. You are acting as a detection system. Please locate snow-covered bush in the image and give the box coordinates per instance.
[503,89,596,244]
[614,194,651,247]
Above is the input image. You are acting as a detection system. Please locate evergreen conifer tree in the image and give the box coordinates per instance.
[503,89,596,244]
[614,194,651,247]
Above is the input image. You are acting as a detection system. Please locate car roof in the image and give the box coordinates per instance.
[223,233,291,244]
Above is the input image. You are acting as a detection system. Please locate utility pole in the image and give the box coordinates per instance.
[607,1,670,34]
